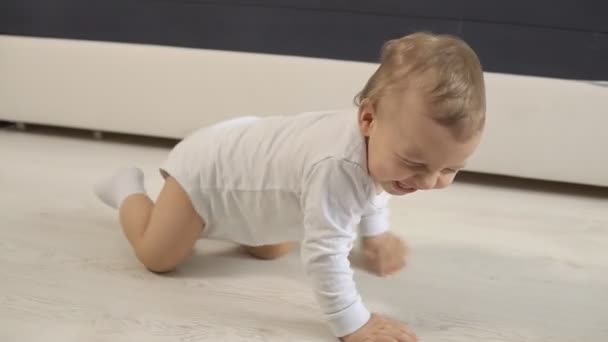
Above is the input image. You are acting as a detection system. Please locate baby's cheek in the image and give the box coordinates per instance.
[370,160,391,182]
[375,160,397,180]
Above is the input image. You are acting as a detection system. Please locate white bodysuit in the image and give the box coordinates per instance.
[160,110,392,337]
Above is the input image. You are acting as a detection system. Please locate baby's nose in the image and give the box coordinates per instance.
[415,172,439,190]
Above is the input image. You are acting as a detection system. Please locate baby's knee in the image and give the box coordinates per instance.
[135,246,181,273]
[244,242,294,260]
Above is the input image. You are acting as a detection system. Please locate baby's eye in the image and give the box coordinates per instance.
[399,158,423,168]
[442,168,458,174]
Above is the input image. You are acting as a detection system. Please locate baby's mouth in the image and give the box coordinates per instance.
[394,181,417,194]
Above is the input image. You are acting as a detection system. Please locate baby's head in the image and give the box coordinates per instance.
[356,32,486,195]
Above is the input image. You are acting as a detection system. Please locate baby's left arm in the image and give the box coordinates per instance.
[359,197,409,277]
[358,196,391,237]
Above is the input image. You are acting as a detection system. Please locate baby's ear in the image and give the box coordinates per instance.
[358,98,376,116]
[358,100,377,136]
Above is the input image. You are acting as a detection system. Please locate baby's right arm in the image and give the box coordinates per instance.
[300,158,417,341]
[300,158,371,337]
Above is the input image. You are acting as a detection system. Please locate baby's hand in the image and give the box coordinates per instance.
[340,313,418,342]
[362,231,408,276]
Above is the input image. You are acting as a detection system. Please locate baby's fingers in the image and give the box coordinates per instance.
[383,320,417,342]
[375,331,415,342]
[373,337,399,342]
[398,325,418,342]
[382,253,406,275]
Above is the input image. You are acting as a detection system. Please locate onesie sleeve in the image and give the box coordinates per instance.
[299,158,371,337]
[358,192,391,237]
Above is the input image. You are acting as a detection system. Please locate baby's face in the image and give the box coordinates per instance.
[359,91,482,196]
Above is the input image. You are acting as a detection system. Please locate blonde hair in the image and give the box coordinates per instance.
[355,32,486,138]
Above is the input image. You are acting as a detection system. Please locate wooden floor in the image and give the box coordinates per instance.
[1,127,607,342]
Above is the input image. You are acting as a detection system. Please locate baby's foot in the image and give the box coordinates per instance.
[94,167,146,209]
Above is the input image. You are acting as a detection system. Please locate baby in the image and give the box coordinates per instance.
[95,32,486,342]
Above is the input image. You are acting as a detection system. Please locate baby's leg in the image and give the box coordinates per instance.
[244,242,294,260]
[96,169,204,272]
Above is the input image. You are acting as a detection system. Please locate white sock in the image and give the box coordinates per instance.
[94,167,146,209]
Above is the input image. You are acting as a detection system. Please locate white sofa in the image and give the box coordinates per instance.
[1,35,607,187]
